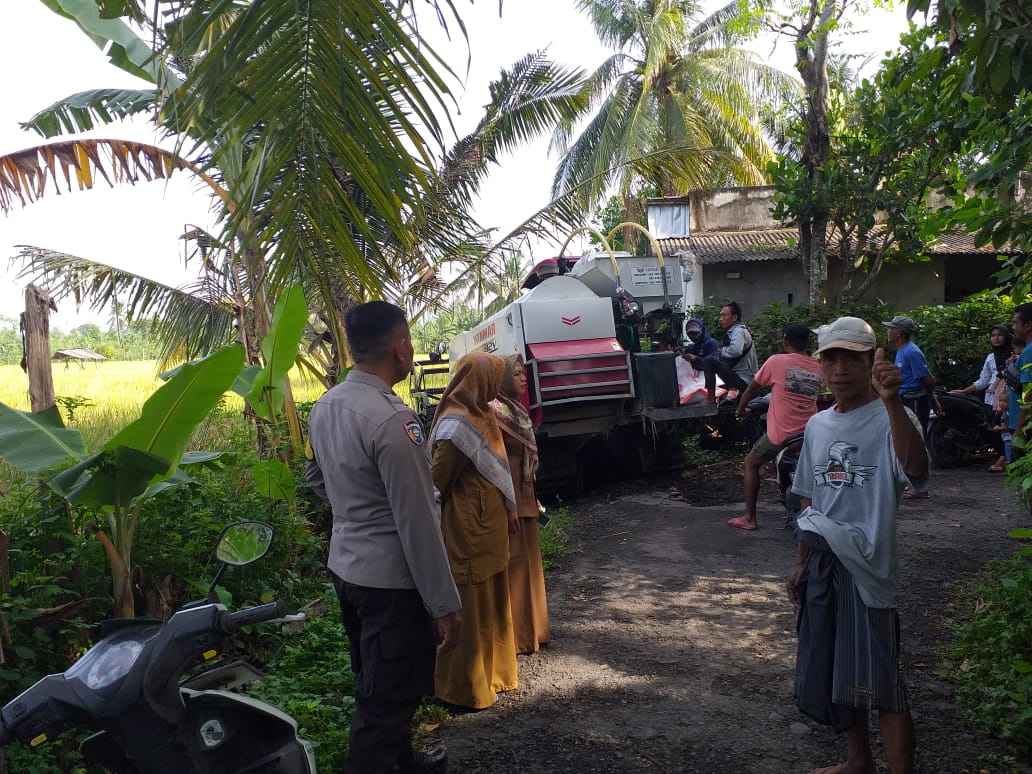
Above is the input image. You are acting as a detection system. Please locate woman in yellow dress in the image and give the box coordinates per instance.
[429,351,519,710]
[491,354,550,654]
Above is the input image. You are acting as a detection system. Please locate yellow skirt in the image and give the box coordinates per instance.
[435,569,518,709]
[508,518,550,654]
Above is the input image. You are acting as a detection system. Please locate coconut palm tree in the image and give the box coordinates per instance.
[551,0,799,220]
[8,3,589,383]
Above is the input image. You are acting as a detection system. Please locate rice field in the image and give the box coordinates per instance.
[0,356,449,456]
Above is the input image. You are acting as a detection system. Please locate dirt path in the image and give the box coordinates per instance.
[435,464,1029,773]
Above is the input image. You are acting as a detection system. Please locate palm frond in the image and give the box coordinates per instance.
[169,0,457,306]
[0,139,226,215]
[21,88,160,139]
[11,246,237,366]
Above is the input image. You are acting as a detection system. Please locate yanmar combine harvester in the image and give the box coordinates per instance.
[411,228,719,494]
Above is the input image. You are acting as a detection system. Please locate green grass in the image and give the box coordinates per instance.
[940,539,1032,764]
[539,504,575,572]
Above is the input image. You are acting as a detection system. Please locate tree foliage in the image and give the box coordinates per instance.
[769,27,967,304]
[551,0,797,224]
[901,0,1032,292]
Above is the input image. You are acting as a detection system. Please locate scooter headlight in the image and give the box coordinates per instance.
[66,627,157,689]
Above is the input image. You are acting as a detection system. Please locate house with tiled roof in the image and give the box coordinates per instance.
[646,185,1022,315]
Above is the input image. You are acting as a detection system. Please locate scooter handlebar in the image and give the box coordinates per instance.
[220,601,287,634]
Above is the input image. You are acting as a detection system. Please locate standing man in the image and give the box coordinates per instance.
[882,314,939,499]
[306,301,462,774]
[1009,303,1032,458]
[729,322,823,530]
[701,301,758,404]
[789,316,927,774]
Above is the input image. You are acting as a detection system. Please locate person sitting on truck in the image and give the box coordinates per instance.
[728,322,823,531]
[701,301,758,404]
[681,317,719,367]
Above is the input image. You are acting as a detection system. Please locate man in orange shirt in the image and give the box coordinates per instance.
[728,322,823,530]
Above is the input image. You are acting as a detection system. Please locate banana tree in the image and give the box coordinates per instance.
[0,284,308,617]
[0,345,244,617]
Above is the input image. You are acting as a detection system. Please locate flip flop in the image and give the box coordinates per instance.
[901,489,930,500]
[727,516,757,531]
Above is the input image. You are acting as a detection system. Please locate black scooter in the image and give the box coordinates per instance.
[0,521,315,773]
[926,389,1000,468]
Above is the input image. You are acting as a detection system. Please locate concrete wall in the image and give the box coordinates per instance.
[695,254,1001,317]
[699,261,808,317]
[688,186,777,232]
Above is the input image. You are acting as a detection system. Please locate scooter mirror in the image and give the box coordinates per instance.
[214,521,274,566]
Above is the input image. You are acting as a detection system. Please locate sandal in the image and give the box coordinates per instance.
[989,462,1007,472]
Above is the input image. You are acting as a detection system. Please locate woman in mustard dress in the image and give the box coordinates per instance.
[429,351,519,710]
[491,354,550,654]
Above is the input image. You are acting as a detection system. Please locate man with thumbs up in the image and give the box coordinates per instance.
[787,317,928,774]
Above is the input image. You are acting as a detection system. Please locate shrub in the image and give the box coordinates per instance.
[538,505,574,572]
[247,597,354,773]
[688,293,1016,390]
[941,529,1032,763]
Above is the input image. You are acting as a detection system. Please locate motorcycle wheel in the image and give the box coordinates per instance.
[927,419,969,469]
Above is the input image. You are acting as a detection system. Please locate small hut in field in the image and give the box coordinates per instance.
[52,349,107,369]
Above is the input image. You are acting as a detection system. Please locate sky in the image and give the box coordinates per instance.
[0,0,910,330]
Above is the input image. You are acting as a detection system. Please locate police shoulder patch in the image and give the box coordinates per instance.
[403,418,425,445]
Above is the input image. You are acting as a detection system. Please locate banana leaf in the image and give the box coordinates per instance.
[0,403,86,474]
[246,286,307,421]
[105,344,244,474]
[38,0,181,86]
[251,458,295,501]
[143,467,196,499]
[50,446,171,509]
[230,365,262,399]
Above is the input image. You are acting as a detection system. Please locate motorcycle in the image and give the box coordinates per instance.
[926,389,1000,468]
[773,432,806,528]
[743,393,835,527]
[0,521,315,773]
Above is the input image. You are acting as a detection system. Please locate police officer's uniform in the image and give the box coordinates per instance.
[307,369,460,774]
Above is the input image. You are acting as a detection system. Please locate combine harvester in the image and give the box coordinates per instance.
[412,225,720,495]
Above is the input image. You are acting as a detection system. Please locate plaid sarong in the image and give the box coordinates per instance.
[794,531,908,732]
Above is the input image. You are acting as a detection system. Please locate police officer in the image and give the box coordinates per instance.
[306,301,461,774]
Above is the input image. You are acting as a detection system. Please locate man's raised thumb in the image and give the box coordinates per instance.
[874,347,885,362]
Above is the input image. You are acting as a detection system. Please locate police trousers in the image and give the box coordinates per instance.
[332,577,437,774]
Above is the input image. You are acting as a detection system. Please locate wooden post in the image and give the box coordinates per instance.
[21,284,57,412]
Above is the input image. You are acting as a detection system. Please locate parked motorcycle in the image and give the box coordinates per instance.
[926,389,1000,468]
[0,521,315,773]
[743,392,837,527]
[773,432,806,527]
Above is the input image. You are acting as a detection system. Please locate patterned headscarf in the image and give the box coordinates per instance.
[430,351,517,511]
[491,355,539,500]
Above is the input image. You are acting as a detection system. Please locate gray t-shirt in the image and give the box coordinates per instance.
[791,398,927,608]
